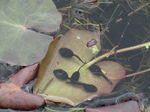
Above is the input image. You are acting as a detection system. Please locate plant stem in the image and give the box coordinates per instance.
[116,2,150,23]
[126,68,150,78]
[84,41,150,68]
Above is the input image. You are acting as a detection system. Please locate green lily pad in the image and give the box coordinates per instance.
[0,0,62,65]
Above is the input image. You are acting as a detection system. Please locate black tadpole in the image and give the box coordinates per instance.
[54,68,97,92]
[70,64,85,82]
[59,48,85,63]
[66,81,97,93]
[53,69,69,80]
[70,71,80,82]
[89,64,113,85]
[53,69,78,81]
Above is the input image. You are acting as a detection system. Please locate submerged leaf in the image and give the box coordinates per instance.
[0,63,44,110]
[33,29,125,106]
[8,63,39,88]
[0,83,44,110]
[0,0,62,65]
[33,37,61,90]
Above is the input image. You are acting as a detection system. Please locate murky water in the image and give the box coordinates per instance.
[51,0,150,111]
[0,0,149,112]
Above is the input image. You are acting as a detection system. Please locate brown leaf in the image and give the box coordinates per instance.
[34,37,61,90]
[85,100,141,112]
[33,29,125,106]
[96,61,126,85]
[0,83,44,110]
[8,63,39,88]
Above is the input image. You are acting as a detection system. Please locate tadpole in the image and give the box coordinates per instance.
[67,81,97,92]
[54,69,97,92]
[59,48,84,63]
[53,69,69,80]
[70,64,85,81]
[53,69,78,81]
[70,71,80,82]
[89,64,113,85]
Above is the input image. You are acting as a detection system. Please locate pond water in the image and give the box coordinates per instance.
[45,0,150,111]
[0,0,149,112]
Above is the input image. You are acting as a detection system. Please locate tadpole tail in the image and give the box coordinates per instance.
[66,81,97,92]
[101,74,113,85]
[66,81,81,85]
[73,54,85,63]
